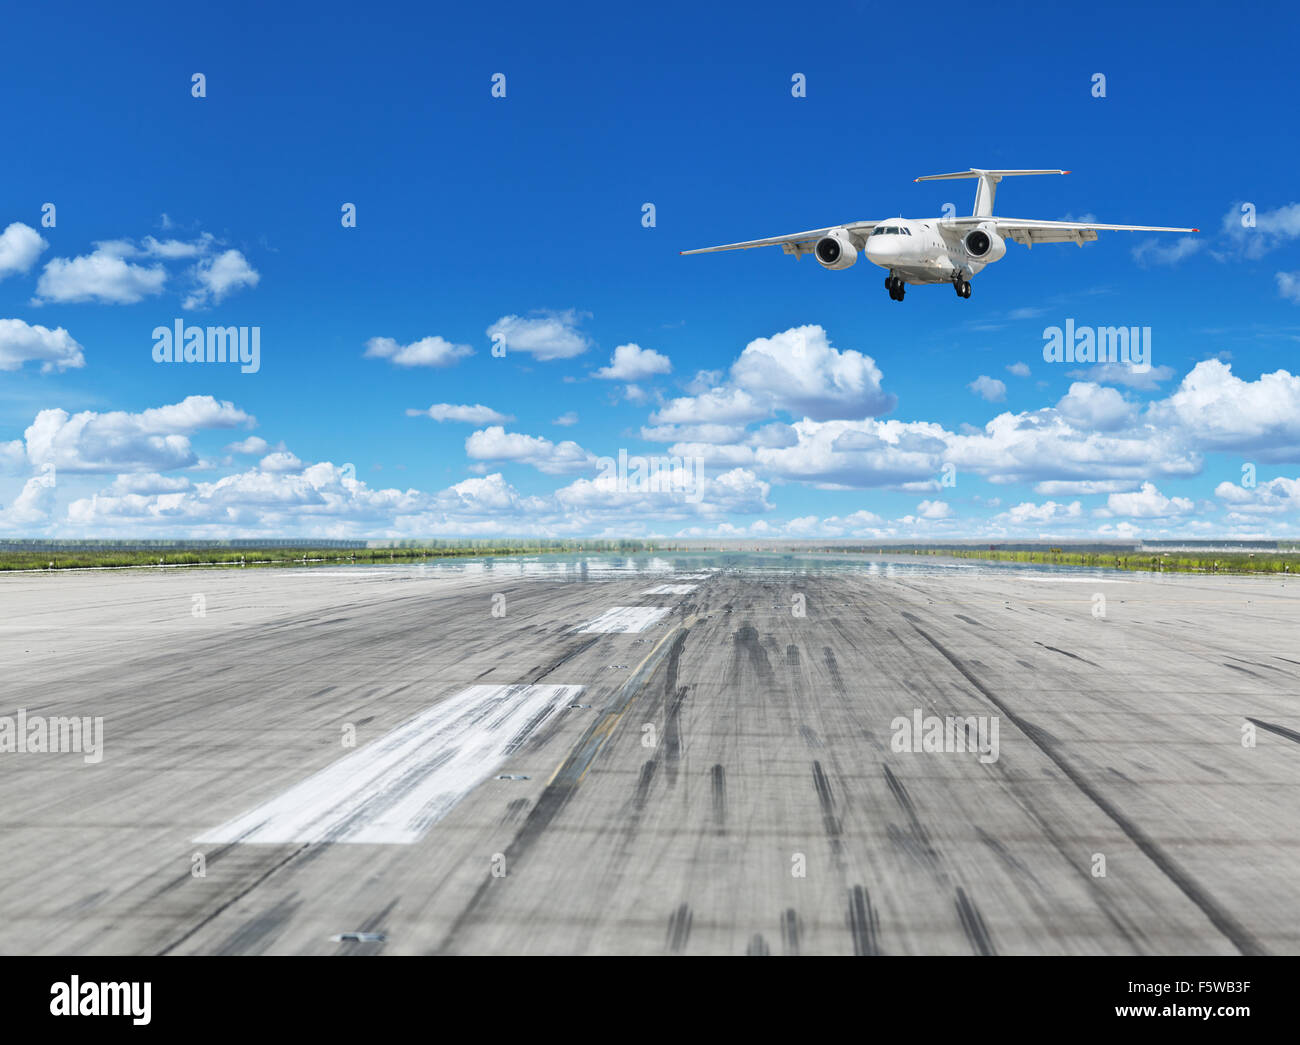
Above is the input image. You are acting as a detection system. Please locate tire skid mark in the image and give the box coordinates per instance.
[711,763,727,832]
[846,885,882,956]
[903,613,1268,957]
[666,903,693,954]
[780,908,801,956]
[1247,717,1300,746]
[434,616,696,954]
[955,887,996,956]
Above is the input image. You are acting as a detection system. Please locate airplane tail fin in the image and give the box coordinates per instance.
[914,168,1070,218]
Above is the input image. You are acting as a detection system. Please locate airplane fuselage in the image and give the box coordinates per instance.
[861,218,992,285]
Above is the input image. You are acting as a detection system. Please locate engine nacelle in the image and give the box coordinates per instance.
[963,225,1006,262]
[814,228,858,270]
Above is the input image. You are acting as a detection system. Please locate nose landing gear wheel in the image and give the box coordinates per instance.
[886,275,905,301]
[953,279,971,298]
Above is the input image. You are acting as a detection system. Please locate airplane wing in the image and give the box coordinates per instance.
[680,221,879,257]
[942,215,1198,247]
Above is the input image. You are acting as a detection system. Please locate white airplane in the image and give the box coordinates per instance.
[681,169,1197,301]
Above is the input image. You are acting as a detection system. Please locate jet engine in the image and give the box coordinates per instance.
[814,228,858,270]
[963,226,1006,262]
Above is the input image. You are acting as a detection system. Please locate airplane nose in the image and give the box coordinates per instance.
[865,238,898,263]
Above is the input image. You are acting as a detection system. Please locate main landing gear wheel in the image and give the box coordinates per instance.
[953,279,971,299]
[886,274,905,301]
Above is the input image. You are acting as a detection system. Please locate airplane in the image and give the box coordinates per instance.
[680,169,1197,301]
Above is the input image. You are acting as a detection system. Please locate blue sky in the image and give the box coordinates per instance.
[3,0,1300,540]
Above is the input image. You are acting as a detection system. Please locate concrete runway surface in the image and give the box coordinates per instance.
[1,554,1298,956]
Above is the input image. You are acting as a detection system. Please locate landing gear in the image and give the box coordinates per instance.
[953,278,971,299]
[886,274,905,301]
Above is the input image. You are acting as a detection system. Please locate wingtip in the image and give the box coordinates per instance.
[1192,228,1200,233]
[1062,169,1071,175]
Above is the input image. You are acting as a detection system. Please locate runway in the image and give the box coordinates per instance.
[1,553,1298,955]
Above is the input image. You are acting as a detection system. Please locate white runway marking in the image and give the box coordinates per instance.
[642,584,697,595]
[194,683,583,845]
[577,606,670,633]
[673,574,710,580]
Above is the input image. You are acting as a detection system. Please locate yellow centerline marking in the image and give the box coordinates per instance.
[545,613,698,786]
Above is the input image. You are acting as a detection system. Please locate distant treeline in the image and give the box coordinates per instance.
[892,547,1298,575]
[0,540,655,573]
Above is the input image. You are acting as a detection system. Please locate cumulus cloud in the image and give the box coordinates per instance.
[1214,476,1300,514]
[183,249,260,308]
[35,244,167,304]
[487,310,589,360]
[1151,359,1300,459]
[22,395,253,474]
[364,335,473,368]
[969,375,1007,402]
[728,325,895,420]
[1276,271,1300,304]
[0,319,85,372]
[226,436,270,455]
[1006,362,1031,378]
[1068,362,1175,390]
[0,223,48,280]
[408,403,513,424]
[1106,481,1193,518]
[259,451,304,473]
[552,411,579,426]
[593,343,671,381]
[108,472,193,495]
[1218,201,1300,260]
[464,425,597,474]
[1055,382,1136,431]
[0,474,56,527]
[999,499,1083,524]
[1132,236,1203,267]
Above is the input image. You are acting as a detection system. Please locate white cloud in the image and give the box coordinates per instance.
[109,473,193,495]
[22,395,253,474]
[464,426,597,474]
[1276,271,1300,304]
[364,335,473,368]
[1152,359,1300,459]
[1106,481,1193,518]
[1000,499,1083,524]
[0,475,56,527]
[408,403,513,424]
[0,223,48,280]
[183,249,260,308]
[1132,236,1203,267]
[1055,382,1136,431]
[259,451,304,473]
[226,436,269,455]
[915,499,951,519]
[0,319,85,372]
[593,343,671,380]
[1006,362,1031,377]
[552,411,579,426]
[728,325,895,420]
[487,310,589,361]
[1219,201,1300,259]
[1068,362,1175,390]
[969,375,1006,402]
[1214,476,1300,514]
[35,243,167,304]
